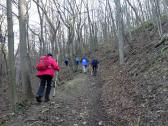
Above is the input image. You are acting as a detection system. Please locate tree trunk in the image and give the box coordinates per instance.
[114,0,124,64]
[150,0,163,37]
[137,0,145,22]
[154,0,163,37]
[7,0,17,110]
[18,0,33,100]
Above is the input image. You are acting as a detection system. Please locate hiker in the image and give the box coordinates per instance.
[91,58,99,76]
[81,56,89,73]
[75,57,80,71]
[64,58,69,66]
[36,53,60,102]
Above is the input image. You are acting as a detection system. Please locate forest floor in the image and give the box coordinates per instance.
[98,19,168,126]
[4,73,114,126]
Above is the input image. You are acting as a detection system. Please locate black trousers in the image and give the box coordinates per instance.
[92,65,98,75]
[37,75,52,100]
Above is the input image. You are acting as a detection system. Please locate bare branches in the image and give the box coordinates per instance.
[0,3,18,18]
[125,0,142,25]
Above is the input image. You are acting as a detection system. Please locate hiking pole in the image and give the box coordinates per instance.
[51,79,56,97]
[52,72,59,97]
[52,53,60,97]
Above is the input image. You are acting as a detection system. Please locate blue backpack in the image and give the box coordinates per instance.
[82,58,88,65]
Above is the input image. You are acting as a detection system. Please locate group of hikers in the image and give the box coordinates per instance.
[35,53,99,103]
[64,56,99,75]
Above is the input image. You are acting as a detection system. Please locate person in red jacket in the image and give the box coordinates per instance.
[36,53,60,102]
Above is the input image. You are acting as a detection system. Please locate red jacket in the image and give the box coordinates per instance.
[36,56,60,78]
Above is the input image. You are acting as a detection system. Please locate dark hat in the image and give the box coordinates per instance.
[47,53,53,57]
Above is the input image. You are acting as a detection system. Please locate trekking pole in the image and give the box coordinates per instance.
[52,72,59,97]
[51,79,56,97]
[52,53,60,97]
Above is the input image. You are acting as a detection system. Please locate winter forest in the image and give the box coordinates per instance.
[1,0,168,125]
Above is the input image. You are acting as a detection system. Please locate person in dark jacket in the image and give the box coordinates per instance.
[64,58,69,66]
[36,53,60,102]
[91,58,99,76]
[75,57,80,72]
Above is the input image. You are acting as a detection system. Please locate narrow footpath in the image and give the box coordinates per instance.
[7,74,114,126]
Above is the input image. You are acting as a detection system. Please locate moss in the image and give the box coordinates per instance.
[142,21,154,29]
[160,14,167,21]
[131,21,154,33]
[15,102,26,112]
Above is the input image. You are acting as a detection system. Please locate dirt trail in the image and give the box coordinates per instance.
[6,74,114,126]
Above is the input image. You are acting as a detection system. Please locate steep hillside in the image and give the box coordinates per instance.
[99,19,168,126]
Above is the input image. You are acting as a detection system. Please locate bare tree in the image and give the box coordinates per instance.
[152,0,163,37]
[126,0,142,26]
[18,0,33,100]
[114,0,124,64]
[7,0,17,110]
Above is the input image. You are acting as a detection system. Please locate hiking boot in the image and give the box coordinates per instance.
[44,98,50,102]
[36,96,42,103]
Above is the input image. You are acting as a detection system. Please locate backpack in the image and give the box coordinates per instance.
[91,59,98,66]
[75,58,80,64]
[36,56,50,71]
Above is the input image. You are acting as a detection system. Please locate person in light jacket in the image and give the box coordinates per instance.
[81,56,89,73]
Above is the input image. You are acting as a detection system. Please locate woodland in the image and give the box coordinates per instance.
[1,0,168,126]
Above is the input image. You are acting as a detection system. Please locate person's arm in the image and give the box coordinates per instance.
[87,58,89,63]
[52,59,60,71]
